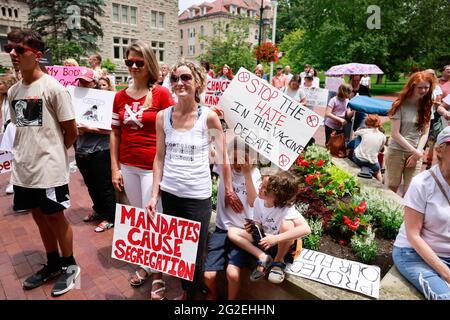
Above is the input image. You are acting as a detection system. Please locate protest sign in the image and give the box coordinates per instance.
[325,77,345,92]
[0,150,13,174]
[46,66,87,87]
[203,79,231,107]
[67,86,115,130]
[285,249,381,299]
[219,67,323,170]
[303,87,329,109]
[111,204,201,281]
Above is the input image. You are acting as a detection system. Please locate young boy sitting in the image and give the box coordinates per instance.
[203,138,261,300]
[228,171,311,284]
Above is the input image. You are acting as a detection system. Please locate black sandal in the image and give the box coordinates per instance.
[250,255,273,282]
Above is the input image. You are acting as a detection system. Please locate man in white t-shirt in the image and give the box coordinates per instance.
[392,126,450,300]
[6,29,79,297]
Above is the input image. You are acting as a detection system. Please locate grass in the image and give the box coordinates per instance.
[381,120,392,136]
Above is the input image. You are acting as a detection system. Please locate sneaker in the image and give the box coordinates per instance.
[5,184,14,194]
[51,265,80,296]
[23,264,61,290]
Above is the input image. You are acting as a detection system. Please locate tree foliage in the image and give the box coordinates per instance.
[198,18,257,74]
[26,0,105,64]
[276,0,450,77]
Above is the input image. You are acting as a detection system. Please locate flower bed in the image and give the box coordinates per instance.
[293,145,403,277]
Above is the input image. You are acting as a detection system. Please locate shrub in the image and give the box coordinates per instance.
[326,165,360,198]
[303,144,332,166]
[328,199,372,240]
[351,226,378,264]
[303,217,323,251]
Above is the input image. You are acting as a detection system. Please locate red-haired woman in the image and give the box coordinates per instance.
[218,64,233,80]
[385,71,435,195]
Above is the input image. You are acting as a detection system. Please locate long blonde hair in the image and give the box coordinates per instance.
[125,40,160,109]
[170,61,206,103]
[0,74,18,104]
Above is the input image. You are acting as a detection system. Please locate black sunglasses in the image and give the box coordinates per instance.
[4,43,40,55]
[124,59,145,68]
[170,74,193,83]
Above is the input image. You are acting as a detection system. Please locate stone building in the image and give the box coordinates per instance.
[0,0,179,82]
[179,0,273,62]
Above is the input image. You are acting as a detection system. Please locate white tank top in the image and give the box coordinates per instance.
[160,105,212,199]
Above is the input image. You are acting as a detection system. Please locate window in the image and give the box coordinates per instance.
[188,45,195,55]
[200,25,204,36]
[113,37,135,60]
[189,9,194,18]
[151,11,165,29]
[180,46,183,56]
[1,8,5,17]
[8,8,12,18]
[0,36,7,52]
[130,7,137,24]
[255,29,259,40]
[121,5,128,23]
[14,9,18,19]
[180,29,183,39]
[112,4,119,22]
[151,41,165,62]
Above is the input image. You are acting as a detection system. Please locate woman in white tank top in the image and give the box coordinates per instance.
[147,61,243,300]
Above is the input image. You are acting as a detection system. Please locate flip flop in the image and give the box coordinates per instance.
[129,268,149,287]
[150,279,166,300]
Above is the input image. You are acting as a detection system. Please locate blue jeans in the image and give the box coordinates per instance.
[393,246,450,300]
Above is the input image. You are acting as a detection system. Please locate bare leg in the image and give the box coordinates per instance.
[228,227,267,261]
[226,264,241,300]
[374,171,383,182]
[45,211,73,258]
[273,220,295,263]
[204,271,218,300]
[31,208,59,253]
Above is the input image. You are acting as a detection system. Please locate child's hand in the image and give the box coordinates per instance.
[259,234,279,250]
[244,221,252,234]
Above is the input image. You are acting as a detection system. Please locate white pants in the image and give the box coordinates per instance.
[121,163,161,274]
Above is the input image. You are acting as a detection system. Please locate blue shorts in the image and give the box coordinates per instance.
[204,227,250,271]
[353,155,380,174]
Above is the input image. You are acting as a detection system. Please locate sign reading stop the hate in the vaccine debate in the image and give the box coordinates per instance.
[111,204,200,281]
[219,67,323,170]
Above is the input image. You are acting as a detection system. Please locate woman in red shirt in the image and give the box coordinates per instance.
[110,40,174,299]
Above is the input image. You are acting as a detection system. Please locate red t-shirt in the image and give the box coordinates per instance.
[112,85,174,170]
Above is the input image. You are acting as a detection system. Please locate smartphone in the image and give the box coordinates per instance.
[245,218,265,245]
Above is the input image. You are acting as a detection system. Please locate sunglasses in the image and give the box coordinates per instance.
[124,59,145,68]
[4,43,41,55]
[170,74,193,83]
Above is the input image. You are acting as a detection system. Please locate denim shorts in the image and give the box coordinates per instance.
[204,227,251,271]
[393,246,450,300]
[352,155,380,174]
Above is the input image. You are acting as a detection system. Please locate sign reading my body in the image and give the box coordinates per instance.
[230,78,307,156]
[113,206,200,281]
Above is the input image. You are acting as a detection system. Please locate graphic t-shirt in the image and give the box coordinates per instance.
[112,85,174,170]
[214,165,262,230]
[8,74,75,188]
[253,197,304,235]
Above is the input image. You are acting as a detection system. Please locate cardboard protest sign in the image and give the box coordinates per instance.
[219,67,323,170]
[0,150,13,174]
[111,204,201,281]
[203,79,231,107]
[303,87,329,109]
[285,249,381,299]
[46,66,87,87]
[325,77,345,92]
[67,86,115,130]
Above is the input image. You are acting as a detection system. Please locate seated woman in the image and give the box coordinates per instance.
[352,114,386,181]
[392,126,450,300]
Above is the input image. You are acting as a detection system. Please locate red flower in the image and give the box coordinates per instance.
[338,183,345,190]
[326,190,334,195]
[338,240,346,246]
[316,159,325,167]
[358,201,367,213]
[305,174,315,185]
[300,160,310,167]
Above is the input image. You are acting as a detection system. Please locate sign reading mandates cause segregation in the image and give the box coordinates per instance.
[111,204,201,281]
[285,249,381,299]
[219,67,323,170]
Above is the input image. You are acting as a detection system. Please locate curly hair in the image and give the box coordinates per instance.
[170,61,206,103]
[266,171,299,208]
[388,71,434,133]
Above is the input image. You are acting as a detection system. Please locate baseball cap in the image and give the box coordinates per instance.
[436,126,450,145]
[76,68,95,82]
[304,72,314,79]
[277,64,283,69]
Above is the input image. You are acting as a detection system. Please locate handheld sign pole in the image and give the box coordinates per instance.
[218,67,323,171]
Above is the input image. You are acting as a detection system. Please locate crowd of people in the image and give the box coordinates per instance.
[0,28,449,301]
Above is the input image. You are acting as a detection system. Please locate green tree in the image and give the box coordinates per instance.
[198,18,257,74]
[101,58,116,73]
[26,0,105,64]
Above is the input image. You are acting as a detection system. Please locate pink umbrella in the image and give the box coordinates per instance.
[325,63,384,76]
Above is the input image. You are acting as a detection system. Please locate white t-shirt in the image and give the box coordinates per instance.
[354,128,386,164]
[394,165,450,257]
[214,165,261,230]
[443,94,450,106]
[282,87,306,103]
[253,197,304,235]
[360,76,371,87]
[8,74,75,188]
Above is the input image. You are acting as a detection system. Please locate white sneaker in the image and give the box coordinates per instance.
[5,184,14,194]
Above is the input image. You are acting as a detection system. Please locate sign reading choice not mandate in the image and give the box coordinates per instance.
[219,67,323,170]
[285,249,381,299]
[111,204,200,281]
